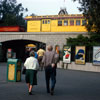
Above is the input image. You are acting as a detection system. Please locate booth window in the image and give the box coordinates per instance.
[76,20,80,26]
[70,20,74,26]
[64,20,68,26]
[58,20,62,26]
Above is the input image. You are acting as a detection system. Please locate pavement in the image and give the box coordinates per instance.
[0,63,100,100]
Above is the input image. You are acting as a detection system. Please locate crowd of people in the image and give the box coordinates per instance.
[24,45,59,95]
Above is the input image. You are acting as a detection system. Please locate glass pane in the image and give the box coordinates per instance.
[70,20,74,26]
[76,20,80,26]
[43,20,44,24]
[48,20,50,24]
[64,20,68,26]
[58,21,62,26]
[45,20,47,24]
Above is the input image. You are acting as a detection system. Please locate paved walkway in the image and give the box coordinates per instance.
[0,63,100,100]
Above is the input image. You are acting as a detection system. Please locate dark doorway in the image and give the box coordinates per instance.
[2,40,46,62]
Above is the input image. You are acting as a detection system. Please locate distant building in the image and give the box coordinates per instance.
[58,7,68,15]
[25,9,87,32]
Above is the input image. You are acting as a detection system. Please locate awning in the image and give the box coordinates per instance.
[26,44,36,48]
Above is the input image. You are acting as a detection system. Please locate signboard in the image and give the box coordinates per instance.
[93,46,100,65]
[7,48,12,58]
[8,48,12,52]
[63,46,71,63]
[75,46,85,64]
[8,64,15,81]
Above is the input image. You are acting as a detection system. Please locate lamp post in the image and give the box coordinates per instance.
[0,42,3,62]
[0,42,2,46]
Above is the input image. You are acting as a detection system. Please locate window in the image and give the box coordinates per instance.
[43,20,44,24]
[76,20,80,26]
[64,20,68,26]
[45,20,47,24]
[82,20,86,26]
[48,20,50,24]
[42,20,50,24]
[58,20,62,26]
[70,20,74,26]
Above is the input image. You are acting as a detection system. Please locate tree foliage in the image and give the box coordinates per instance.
[0,0,28,28]
[67,34,100,46]
[73,0,100,33]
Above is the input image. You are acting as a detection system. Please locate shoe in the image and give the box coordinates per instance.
[50,91,54,95]
[47,90,50,93]
[29,92,32,95]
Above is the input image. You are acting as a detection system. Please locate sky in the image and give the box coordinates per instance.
[17,0,82,16]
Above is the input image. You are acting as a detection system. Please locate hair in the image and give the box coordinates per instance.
[47,45,53,51]
[39,45,43,49]
[29,50,35,57]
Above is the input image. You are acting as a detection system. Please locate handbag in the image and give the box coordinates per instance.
[22,67,26,74]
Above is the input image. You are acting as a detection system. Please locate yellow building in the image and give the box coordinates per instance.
[25,14,87,32]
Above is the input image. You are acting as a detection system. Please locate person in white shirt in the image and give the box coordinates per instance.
[24,50,39,95]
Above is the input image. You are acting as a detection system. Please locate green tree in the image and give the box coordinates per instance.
[89,34,100,46]
[67,34,100,46]
[73,0,100,33]
[67,34,89,46]
[0,0,28,28]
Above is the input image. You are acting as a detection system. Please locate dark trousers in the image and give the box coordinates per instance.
[45,65,56,92]
[38,56,43,70]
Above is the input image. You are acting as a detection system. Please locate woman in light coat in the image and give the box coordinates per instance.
[24,50,39,95]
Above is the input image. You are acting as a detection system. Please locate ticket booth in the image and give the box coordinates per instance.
[7,59,22,82]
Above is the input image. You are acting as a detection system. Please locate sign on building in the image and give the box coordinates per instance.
[93,46,100,65]
[75,46,85,64]
[63,45,71,63]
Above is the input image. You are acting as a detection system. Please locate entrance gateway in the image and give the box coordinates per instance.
[0,32,87,62]
[0,39,45,62]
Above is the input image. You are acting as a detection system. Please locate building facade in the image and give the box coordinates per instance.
[25,14,87,32]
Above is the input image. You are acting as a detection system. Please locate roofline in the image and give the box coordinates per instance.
[25,14,85,20]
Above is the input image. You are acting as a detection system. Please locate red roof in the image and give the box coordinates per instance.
[0,26,25,32]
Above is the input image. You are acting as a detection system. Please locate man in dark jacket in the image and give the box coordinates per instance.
[42,45,59,95]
